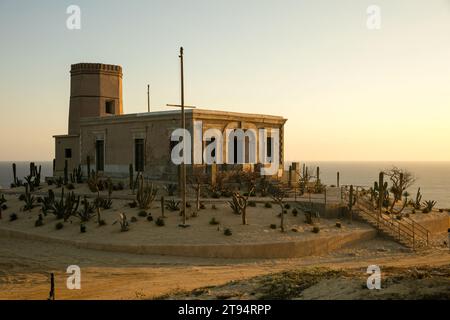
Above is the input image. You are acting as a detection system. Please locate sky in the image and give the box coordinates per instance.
[0,0,449,161]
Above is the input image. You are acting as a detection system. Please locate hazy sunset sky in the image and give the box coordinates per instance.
[0,0,449,161]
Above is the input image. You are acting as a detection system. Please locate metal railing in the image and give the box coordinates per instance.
[342,188,430,249]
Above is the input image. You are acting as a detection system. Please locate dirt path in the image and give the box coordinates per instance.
[0,237,448,299]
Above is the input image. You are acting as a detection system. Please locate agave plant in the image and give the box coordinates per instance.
[22,185,36,211]
[165,199,180,211]
[422,200,437,212]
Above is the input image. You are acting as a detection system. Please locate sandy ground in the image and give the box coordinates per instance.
[0,193,369,245]
[0,187,449,300]
[0,235,448,300]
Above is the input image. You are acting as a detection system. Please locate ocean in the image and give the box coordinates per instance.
[1,161,450,208]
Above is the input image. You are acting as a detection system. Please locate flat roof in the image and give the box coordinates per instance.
[79,108,287,125]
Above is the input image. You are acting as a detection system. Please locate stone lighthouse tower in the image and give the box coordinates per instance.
[68,63,123,135]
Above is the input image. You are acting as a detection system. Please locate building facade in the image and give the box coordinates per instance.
[54,63,287,182]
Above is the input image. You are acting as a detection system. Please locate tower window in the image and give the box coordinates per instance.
[135,139,145,172]
[105,100,115,114]
[65,148,72,158]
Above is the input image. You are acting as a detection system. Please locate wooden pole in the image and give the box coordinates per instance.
[147,84,150,112]
[180,47,187,226]
[48,273,55,300]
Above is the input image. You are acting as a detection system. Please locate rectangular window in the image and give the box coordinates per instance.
[267,137,273,158]
[135,139,145,172]
[105,100,115,114]
[96,140,105,171]
[65,148,72,158]
[206,137,216,158]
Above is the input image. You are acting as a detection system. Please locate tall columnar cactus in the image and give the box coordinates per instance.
[415,187,422,209]
[161,196,165,218]
[64,160,68,185]
[316,166,320,183]
[30,162,35,177]
[348,185,356,222]
[378,172,384,212]
[129,164,133,190]
[337,172,340,187]
[87,156,91,179]
[12,163,18,187]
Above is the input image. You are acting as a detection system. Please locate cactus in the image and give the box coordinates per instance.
[87,156,91,179]
[114,213,129,232]
[49,188,80,221]
[77,196,95,222]
[348,185,356,222]
[12,163,17,186]
[64,160,68,185]
[34,165,41,187]
[414,188,422,209]
[129,164,133,190]
[23,184,36,211]
[136,175,158,209]
[72,165,83,183]
[160,196,165,218]
[422,200,436,213]
[166,199,180,211]
[337,172,340,187]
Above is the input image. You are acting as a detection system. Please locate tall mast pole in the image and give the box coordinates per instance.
[147,84,150,112]
[179,47,187,226]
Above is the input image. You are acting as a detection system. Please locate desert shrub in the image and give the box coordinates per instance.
[284,203,291,210]
[186,202,192,208]
[312,226,320,233]
[55,222,64,230]
[224,228,232,236]
[292,208,298,216]
[138,210,148,217]
[18,194,26,201]
[34,214,44,227]
[9,213,18,221]
[128,201,138,208]
[80,224,86,233]
[200,202,206,210]
[264,202,272,208]
[335,221,341,228]
[166,199,180,211]
[165,184,177,196]
[270,224,277,229]
[209,217,220,225]
[147,215,153,222]
[155,217,165,226]
[98,219,107,226]
[212,204,217,210]
[211,191,221,199]
[130,216,138,222]
[67,183,75,190]
[221,190,233,198]
[248,201,257,207]
[1,204,7,210]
